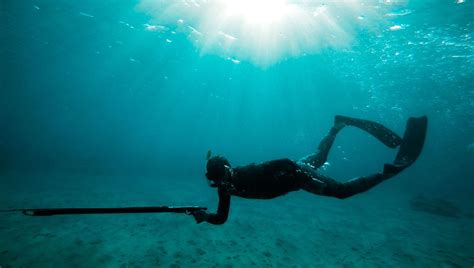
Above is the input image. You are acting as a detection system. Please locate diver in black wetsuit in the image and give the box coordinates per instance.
[192,115,428,225]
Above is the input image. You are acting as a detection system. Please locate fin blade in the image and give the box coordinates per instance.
[394,116,428,166]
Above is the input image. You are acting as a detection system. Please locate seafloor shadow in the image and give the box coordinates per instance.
[409,195,464,218]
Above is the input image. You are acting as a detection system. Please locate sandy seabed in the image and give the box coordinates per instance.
[0,173,473,267]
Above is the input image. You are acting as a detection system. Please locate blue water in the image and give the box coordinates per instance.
[1,1,473,267]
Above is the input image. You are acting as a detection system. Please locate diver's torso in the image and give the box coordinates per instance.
[222,158,308,199]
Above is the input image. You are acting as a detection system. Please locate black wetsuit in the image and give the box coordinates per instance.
[206,159,305,224]
[204,115,427,225]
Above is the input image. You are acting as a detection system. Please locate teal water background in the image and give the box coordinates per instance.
[1,1,474,266]
[2,0,473,197]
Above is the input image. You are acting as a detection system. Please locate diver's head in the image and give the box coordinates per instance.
[206,156,231,187]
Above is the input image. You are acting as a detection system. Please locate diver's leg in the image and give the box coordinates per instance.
[301,116,428,199]
[302,171,395,199]
[298,121,345,168]
[299,115,401,168]
[299,115,422,169]
[335,115,402,148]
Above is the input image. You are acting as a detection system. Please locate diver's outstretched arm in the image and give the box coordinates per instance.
[192,187,230,225]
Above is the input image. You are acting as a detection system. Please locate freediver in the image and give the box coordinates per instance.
[191,115,428,225]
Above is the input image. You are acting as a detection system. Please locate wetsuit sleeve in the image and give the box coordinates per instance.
[206,187,231,225]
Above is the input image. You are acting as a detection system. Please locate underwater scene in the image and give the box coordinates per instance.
[1,0,473,267]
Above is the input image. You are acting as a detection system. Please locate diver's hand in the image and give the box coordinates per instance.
[191,209,209,224]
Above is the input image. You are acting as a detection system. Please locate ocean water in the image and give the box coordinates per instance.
[1,0,473,267]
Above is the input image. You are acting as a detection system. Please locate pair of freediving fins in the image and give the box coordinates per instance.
[0,206,207,217]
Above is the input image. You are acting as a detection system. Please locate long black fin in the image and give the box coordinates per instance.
[335,115,402,148]
[394,116,428,166]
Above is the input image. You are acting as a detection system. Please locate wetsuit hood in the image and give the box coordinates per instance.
[206,156,231,187]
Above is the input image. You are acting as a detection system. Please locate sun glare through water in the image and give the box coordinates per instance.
[224,0,292,24]
[139,0,407,67]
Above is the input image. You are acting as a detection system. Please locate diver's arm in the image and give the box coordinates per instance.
[206,187,231,225]
[192,187,230,225]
